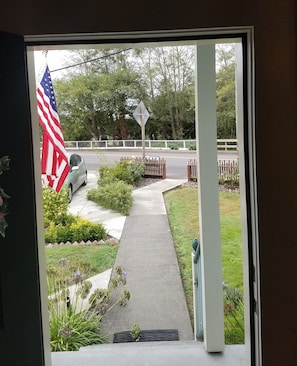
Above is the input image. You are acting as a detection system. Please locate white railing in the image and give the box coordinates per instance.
[61,139,237,151]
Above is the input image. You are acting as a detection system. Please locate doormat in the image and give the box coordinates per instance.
[113,329,179,343]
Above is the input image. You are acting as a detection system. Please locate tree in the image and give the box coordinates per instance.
[97,68,147,140]
[54,74,110,140]
[54,49,147,140]
[133,46,195,139]
[53,45,236,141]
[216,45,236,139]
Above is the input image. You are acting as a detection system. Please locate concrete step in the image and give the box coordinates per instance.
[51,341,246,366]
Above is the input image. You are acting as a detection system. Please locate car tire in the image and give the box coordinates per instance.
[82,171,87,186]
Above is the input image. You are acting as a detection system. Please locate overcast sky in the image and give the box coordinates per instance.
[34,50,67,80]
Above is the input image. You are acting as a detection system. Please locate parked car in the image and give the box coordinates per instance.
[65,153,87,201]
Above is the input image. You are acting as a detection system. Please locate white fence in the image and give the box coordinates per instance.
[62,139,237,151]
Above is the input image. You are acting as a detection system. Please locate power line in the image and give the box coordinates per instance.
[50,48,132,73]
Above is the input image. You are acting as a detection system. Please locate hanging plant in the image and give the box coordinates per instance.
[0,156,10,237]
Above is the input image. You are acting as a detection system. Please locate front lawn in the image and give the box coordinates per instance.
[164,187,244,344]
[46,244,118,278]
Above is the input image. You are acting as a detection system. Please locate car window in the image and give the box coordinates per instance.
[69,155,75,168]
[75,155,82,164]
[70,154,81,167]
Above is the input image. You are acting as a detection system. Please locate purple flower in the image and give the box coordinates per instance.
[72,270,84,284]
[58,258,68,268]
[58,325,72,338]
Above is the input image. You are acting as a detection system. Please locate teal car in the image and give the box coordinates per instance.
[65,153,87,201]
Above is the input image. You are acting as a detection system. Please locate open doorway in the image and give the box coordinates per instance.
[25,27,259,365]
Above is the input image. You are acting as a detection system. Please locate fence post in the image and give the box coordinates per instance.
[162,159,166,179]
[187,163,191,181]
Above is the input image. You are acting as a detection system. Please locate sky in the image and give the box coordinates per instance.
[34,50,67,80]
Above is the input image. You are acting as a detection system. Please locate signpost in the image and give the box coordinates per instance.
[133,101,150,159]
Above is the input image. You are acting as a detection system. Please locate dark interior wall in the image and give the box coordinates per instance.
[0,0,296,365]
[0,33,44,365]
[253,4,297,365]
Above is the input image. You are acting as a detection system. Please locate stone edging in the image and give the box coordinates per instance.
[45,236,119,248]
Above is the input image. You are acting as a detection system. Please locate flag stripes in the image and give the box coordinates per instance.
[37,64,69,192]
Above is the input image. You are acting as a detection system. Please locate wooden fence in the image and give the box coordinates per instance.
[187,159,239,182]
[120,156,166,179]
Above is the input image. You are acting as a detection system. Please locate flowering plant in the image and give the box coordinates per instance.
[0,156,10,237]
[47,258,130,351]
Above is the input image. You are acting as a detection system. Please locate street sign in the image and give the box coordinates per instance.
[133,101,149,126]
[133,101,150,159]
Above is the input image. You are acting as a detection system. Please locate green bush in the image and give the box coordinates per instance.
[98,165,116,186]
[124,160,145,184]
[168,142,179,150]
[87,181,132,216]
[49,307,106,352]
[99,160,145,186]
[44,218,107,244]
[70,218,107,242]
[218,170,240,189]
[42,186,70,227]
[223,285,245,344]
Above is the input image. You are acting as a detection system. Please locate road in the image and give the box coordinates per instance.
[68,149,237,179]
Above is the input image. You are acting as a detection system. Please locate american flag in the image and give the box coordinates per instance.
[37,64,69,192]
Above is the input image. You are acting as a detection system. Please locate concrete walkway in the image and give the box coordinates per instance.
[101,178,193,342]
[69,172,193,341]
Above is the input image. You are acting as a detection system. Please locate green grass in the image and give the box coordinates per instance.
[45,244,119,278]
[164,187,243,343]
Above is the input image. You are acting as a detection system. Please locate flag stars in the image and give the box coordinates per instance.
[39,66,59,112]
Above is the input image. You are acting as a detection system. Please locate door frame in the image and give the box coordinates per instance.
[25,26,259,365]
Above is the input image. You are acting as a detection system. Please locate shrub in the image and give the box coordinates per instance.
[223,284,245,344]
[99,160,145,186]
[44,218,107,244]
[49,307,106,352]
[48,259,130,351]
[124,160,145,184]
[43,185,107,243]
[87,181,132,216]
[168,142,179,150]
[218,170,239,189]
[42,186,70,227]
[69,218,107,242]
[98,165,119,186]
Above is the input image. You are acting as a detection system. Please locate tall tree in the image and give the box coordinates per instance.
[134,46,195,139]
[216,44,236,139]
[54,49,146,140]
[53,45,236,141]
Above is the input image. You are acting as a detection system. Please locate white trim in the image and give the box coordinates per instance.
[25,27,252,45]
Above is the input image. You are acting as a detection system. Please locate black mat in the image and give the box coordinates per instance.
[113,329,179,343]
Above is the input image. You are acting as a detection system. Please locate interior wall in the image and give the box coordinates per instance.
[1,0,297,365]
[0,33,45,365]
